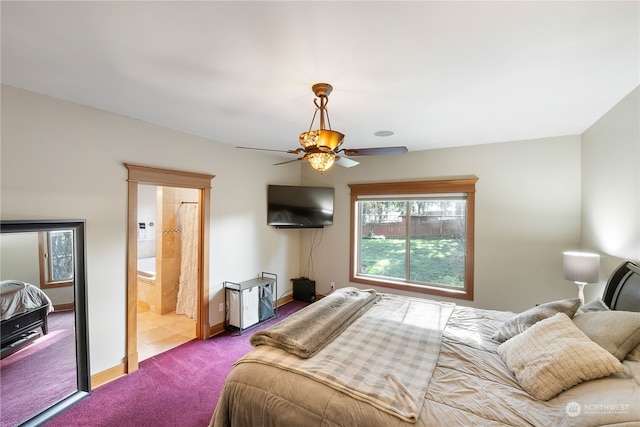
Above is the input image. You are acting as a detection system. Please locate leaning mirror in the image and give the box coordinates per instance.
[0,220,90,426]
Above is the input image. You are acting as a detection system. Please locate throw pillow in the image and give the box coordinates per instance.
[626,343,640,362]
[498,312,624,401]
[576,298,610,314]
[492,298,580,342]
[573,311,640,360]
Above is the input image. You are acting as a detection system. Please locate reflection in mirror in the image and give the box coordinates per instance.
[0,220,89,427]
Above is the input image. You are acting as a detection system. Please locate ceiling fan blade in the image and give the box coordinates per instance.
[341,146,408,157]
[238,146,304,155]
[335,156,359,168]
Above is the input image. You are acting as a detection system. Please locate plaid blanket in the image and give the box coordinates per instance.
[238,294,455,422]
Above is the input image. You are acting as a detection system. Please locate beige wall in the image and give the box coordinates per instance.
[0,85,303,374]
[0,232,75,306]
[0,233,41,286]
[301,136,583,312]
[581,86,640,301]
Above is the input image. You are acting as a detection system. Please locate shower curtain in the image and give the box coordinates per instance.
[176,203,198,319]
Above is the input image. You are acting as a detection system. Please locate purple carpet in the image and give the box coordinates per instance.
[43,300,308,427]
[1,311,76,427]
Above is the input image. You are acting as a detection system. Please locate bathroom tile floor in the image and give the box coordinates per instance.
[137,308,196,361]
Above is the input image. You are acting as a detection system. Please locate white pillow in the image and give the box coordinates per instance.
[498,312,624,401]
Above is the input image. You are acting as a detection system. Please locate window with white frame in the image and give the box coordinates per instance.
[349,178,477,300]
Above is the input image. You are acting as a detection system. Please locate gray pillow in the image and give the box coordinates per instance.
[627,343,640,362]
[576,298,610,314]
[573,311,640,360]
[492,298,581,343]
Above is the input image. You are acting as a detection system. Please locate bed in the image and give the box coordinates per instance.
[211,261,640,427]
[1,280,54,359]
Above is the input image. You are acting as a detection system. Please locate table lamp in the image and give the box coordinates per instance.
[563,251,600,305]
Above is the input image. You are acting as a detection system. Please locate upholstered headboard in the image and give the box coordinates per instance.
[602,261,640,312]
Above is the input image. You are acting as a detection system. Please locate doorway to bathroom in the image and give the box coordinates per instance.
[136,185,199,361]
[125,163,214,373]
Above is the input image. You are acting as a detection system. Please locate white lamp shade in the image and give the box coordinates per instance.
[563,251,600,284]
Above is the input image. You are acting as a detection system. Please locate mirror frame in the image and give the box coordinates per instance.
[1,219,90,426]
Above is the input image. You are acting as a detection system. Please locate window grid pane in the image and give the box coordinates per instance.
[358,201,406,279]
[408,200,466,287]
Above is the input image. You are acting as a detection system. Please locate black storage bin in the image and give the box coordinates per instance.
[292,278,316,303]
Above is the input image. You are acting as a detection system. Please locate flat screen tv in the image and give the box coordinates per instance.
[267,185,334,228]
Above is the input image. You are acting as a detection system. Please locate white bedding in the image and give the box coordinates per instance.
[212,297,640,427]
[0,280,53,321]
[425,305,640,426]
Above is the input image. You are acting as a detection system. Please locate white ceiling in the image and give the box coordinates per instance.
[2,1,638,154]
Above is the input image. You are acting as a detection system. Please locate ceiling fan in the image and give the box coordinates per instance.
[238,83,408,172]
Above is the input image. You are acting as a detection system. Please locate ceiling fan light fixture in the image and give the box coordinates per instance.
[299,83,344,162]
[300,129,344,152]
[230,82,407,171]
[316,129,345,152]
[299,130,320,148]
[307,151,335,172]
